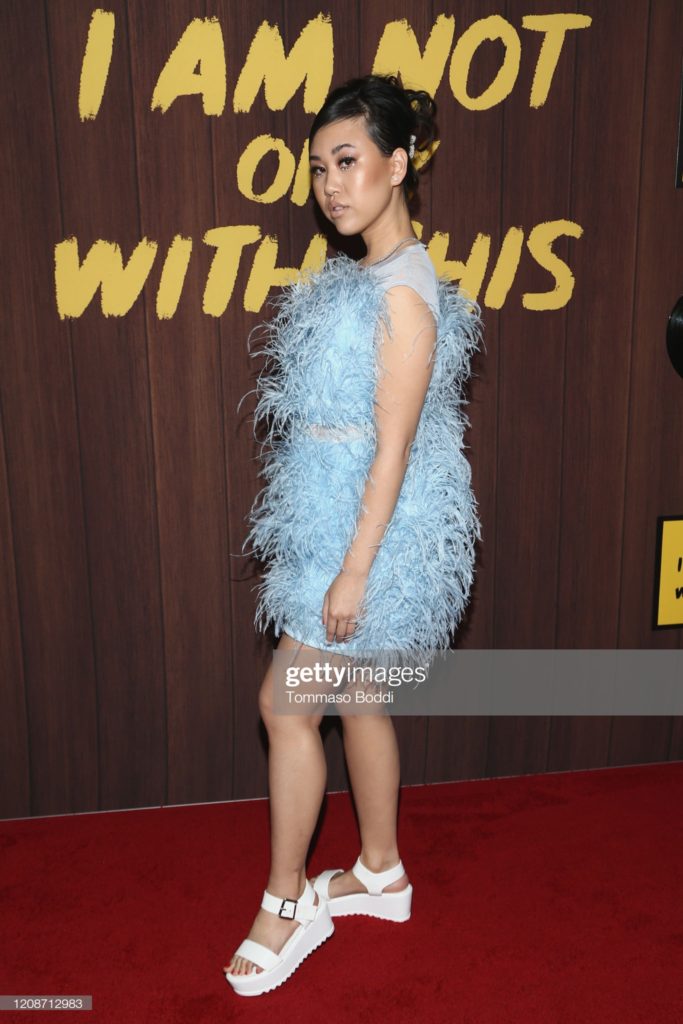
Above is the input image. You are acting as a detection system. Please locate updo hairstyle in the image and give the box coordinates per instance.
[308,72,437,204]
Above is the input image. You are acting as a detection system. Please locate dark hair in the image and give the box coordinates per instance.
[308,73,437,205]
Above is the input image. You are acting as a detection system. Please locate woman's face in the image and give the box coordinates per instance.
[309,116,406,235]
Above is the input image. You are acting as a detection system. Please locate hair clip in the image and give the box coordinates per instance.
[408,134,416,159]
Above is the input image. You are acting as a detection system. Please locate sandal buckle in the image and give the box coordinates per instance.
[278,897,298,919]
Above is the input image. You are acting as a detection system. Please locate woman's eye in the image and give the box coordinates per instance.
[310,157,355,177]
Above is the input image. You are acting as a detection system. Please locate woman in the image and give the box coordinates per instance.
[224,73,483,996]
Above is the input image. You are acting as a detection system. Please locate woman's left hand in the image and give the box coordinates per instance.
[322,569,368,644]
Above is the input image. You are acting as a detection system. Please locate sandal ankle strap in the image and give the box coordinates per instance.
[261,878,318,923]
[352,856,406,895]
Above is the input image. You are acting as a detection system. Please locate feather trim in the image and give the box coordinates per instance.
[238,251,485,668]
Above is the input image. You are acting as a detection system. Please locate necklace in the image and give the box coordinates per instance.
[360,235,421,269]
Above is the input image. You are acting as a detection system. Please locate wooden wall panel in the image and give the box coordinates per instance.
[488,0,583,779]
[1,0,682,820]
[424,0,503,785]
[557,2,647,638]
[0,402,28,818]
[213,0,292,800]
[555,0,666,774]
[0,2,99,817]
[612,0,683,765]
[47,0,168,813]
[125,0,235,805]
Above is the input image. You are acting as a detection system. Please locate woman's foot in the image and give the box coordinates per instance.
[224,883,320,977]
[311,857,410,899]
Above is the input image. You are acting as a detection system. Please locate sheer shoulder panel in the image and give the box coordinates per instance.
[369,244,440,322]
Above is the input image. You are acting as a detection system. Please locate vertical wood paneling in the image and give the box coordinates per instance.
[0,408,29,818]
[555,0,661,772]
[612,0,683,765]
[126,0,233,804]
[489,0,589,778]
[424,0,503,785]
[557,0,648,646]
[0,1,99,816]
[47,0,167,812]
[1,0,682,820]
[212,0,291,800]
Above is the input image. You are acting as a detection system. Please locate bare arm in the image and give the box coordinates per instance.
[322,285,437,643]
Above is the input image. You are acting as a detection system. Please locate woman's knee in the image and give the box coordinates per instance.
[258,668,323,733]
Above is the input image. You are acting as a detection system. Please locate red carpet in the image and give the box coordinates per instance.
[1,762,682,1023]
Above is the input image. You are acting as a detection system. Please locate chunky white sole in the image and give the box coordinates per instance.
[313,857,413,922]
[324,883,413,921]
[225,898,334,997]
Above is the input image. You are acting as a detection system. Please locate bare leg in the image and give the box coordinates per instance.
[224,633,327,977]
[312,714,410,896]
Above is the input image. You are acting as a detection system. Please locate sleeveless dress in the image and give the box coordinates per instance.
[239,240,484,667]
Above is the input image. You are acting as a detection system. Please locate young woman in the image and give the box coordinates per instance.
[224,73,483,996]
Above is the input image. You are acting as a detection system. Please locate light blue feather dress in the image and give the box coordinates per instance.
[239,240,484,666]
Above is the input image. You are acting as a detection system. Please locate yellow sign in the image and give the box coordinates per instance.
[653,516,683,628]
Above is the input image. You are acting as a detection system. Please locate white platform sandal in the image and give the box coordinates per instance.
[312,856,412,922]
[224,878,334,997]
